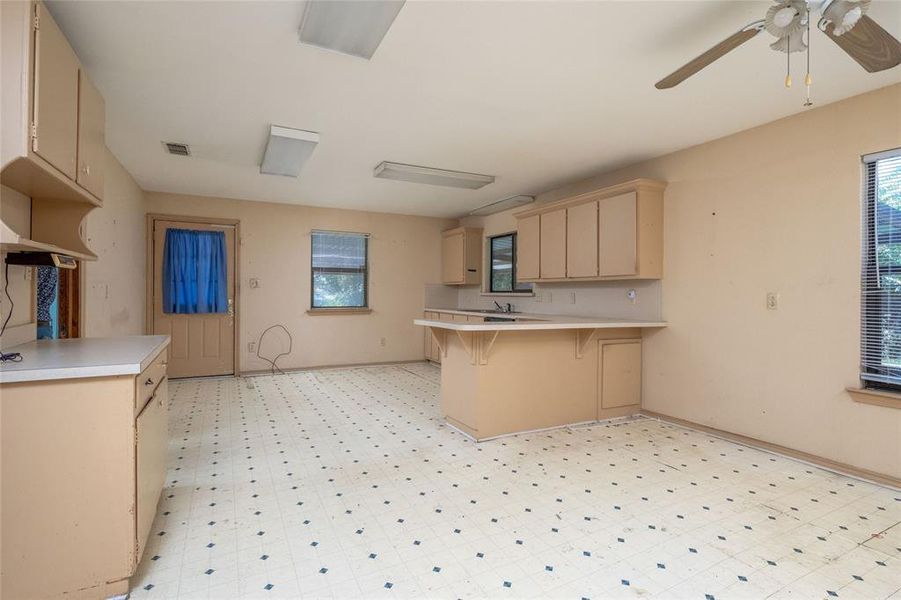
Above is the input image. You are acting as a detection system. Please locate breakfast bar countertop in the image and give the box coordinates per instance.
[417,308,667,331]
[0,335,170,384]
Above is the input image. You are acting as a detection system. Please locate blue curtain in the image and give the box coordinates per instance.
[162,228,228,314]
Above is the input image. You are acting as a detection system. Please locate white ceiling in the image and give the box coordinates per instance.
[48,0,901,218]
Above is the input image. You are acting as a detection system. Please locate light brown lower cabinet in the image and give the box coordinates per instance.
[424,312,486,365]
[0,349,169,599]
[598,339,641,410]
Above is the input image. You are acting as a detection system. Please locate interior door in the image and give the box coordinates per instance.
[152,219,235,378]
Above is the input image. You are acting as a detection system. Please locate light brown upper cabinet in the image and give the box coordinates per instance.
[515,179,665,282]
[441,227,482,285]
[516,214,540,280]
[539,208,567,279]
[76,71,105,200]
[566,200,599,278]
[599,192,637,276]
[32,1,80,181]
[1,1,106,261]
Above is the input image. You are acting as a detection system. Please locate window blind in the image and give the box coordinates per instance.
[490,234,515,293]
[861,150,901,388]
[311,231,368,308]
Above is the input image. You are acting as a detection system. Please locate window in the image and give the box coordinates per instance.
[488,233,532,293]
[861,150,901,391]
[311,231,368,309]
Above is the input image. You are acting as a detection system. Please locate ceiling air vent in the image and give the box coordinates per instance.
[163,142,191,156]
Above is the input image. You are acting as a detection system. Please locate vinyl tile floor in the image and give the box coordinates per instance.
[129,363,900,599]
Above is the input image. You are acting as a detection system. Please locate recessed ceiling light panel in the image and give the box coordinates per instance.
[469,195,534,216]
[299,0,405,60]
[260,125,319,177]
[373,161,495,190]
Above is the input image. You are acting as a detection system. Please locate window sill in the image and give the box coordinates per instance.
[846,387,901,409]
[306,308,372,316]
[479,292,535,298]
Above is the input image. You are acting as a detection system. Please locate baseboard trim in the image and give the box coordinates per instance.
[240,359,428,377]
[640,409,900,490]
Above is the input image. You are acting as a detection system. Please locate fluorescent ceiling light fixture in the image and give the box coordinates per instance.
[299,0,405,60]
[469,195,534,216]
[373,161,495,190]
[260,125,319,177]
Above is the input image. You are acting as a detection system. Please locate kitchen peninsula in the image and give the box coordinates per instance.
[415,311,666,440]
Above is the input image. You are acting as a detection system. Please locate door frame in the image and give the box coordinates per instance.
[145,213,241,377]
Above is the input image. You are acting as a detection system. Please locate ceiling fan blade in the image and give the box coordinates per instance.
[823,15,901,73]
[655,22,764,89]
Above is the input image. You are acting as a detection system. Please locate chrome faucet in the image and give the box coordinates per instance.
[494,301,513,313]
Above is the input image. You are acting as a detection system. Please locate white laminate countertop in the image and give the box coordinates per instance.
[0,335,170,384]
[417,308,667,331]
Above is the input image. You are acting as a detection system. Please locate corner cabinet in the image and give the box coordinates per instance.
[0,0,105,261]
[441,227,482,285]
[514,179,665,282]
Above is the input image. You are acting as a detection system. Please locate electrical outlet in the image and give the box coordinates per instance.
[380,337,387,347]
[766,292,779,310]
[248,341,257,353]
[23,268,32,282]
[569,292,576,304]
[249,278,260,289]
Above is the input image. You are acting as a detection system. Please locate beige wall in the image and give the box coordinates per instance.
[529,83,901,478]
[82,149,147,337]
[0,185,35,347]
[145,192,455,372]
[0,150,146,347]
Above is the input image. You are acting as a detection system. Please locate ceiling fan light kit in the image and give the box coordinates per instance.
[822,0,870,35]
[655,0,899,104]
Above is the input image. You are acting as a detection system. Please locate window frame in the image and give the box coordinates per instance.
[309,230,370,311]
[861,149,901,393]
[488,232,531,294]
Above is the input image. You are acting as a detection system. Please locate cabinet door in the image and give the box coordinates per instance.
[599,342,641,409]
[442,231,465,284]
[423,312,432,360]
[32,2,80,179]
[76,71,105,200]
[566,201,599,278]
[135,378,168,563]
[516,214,540,280]
[539,208,567,279]
[599,192,637,277]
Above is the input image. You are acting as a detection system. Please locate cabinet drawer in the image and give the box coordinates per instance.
[135,350,168,416]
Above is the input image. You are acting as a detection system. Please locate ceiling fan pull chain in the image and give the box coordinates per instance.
[785,44,792,87]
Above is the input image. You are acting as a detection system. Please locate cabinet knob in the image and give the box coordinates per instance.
[80,164,91,175]
[145,377,154,386]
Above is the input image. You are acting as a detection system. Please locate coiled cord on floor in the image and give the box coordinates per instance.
[256,324,292,375]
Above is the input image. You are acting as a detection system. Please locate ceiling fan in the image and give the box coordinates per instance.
[655,0,901,97]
